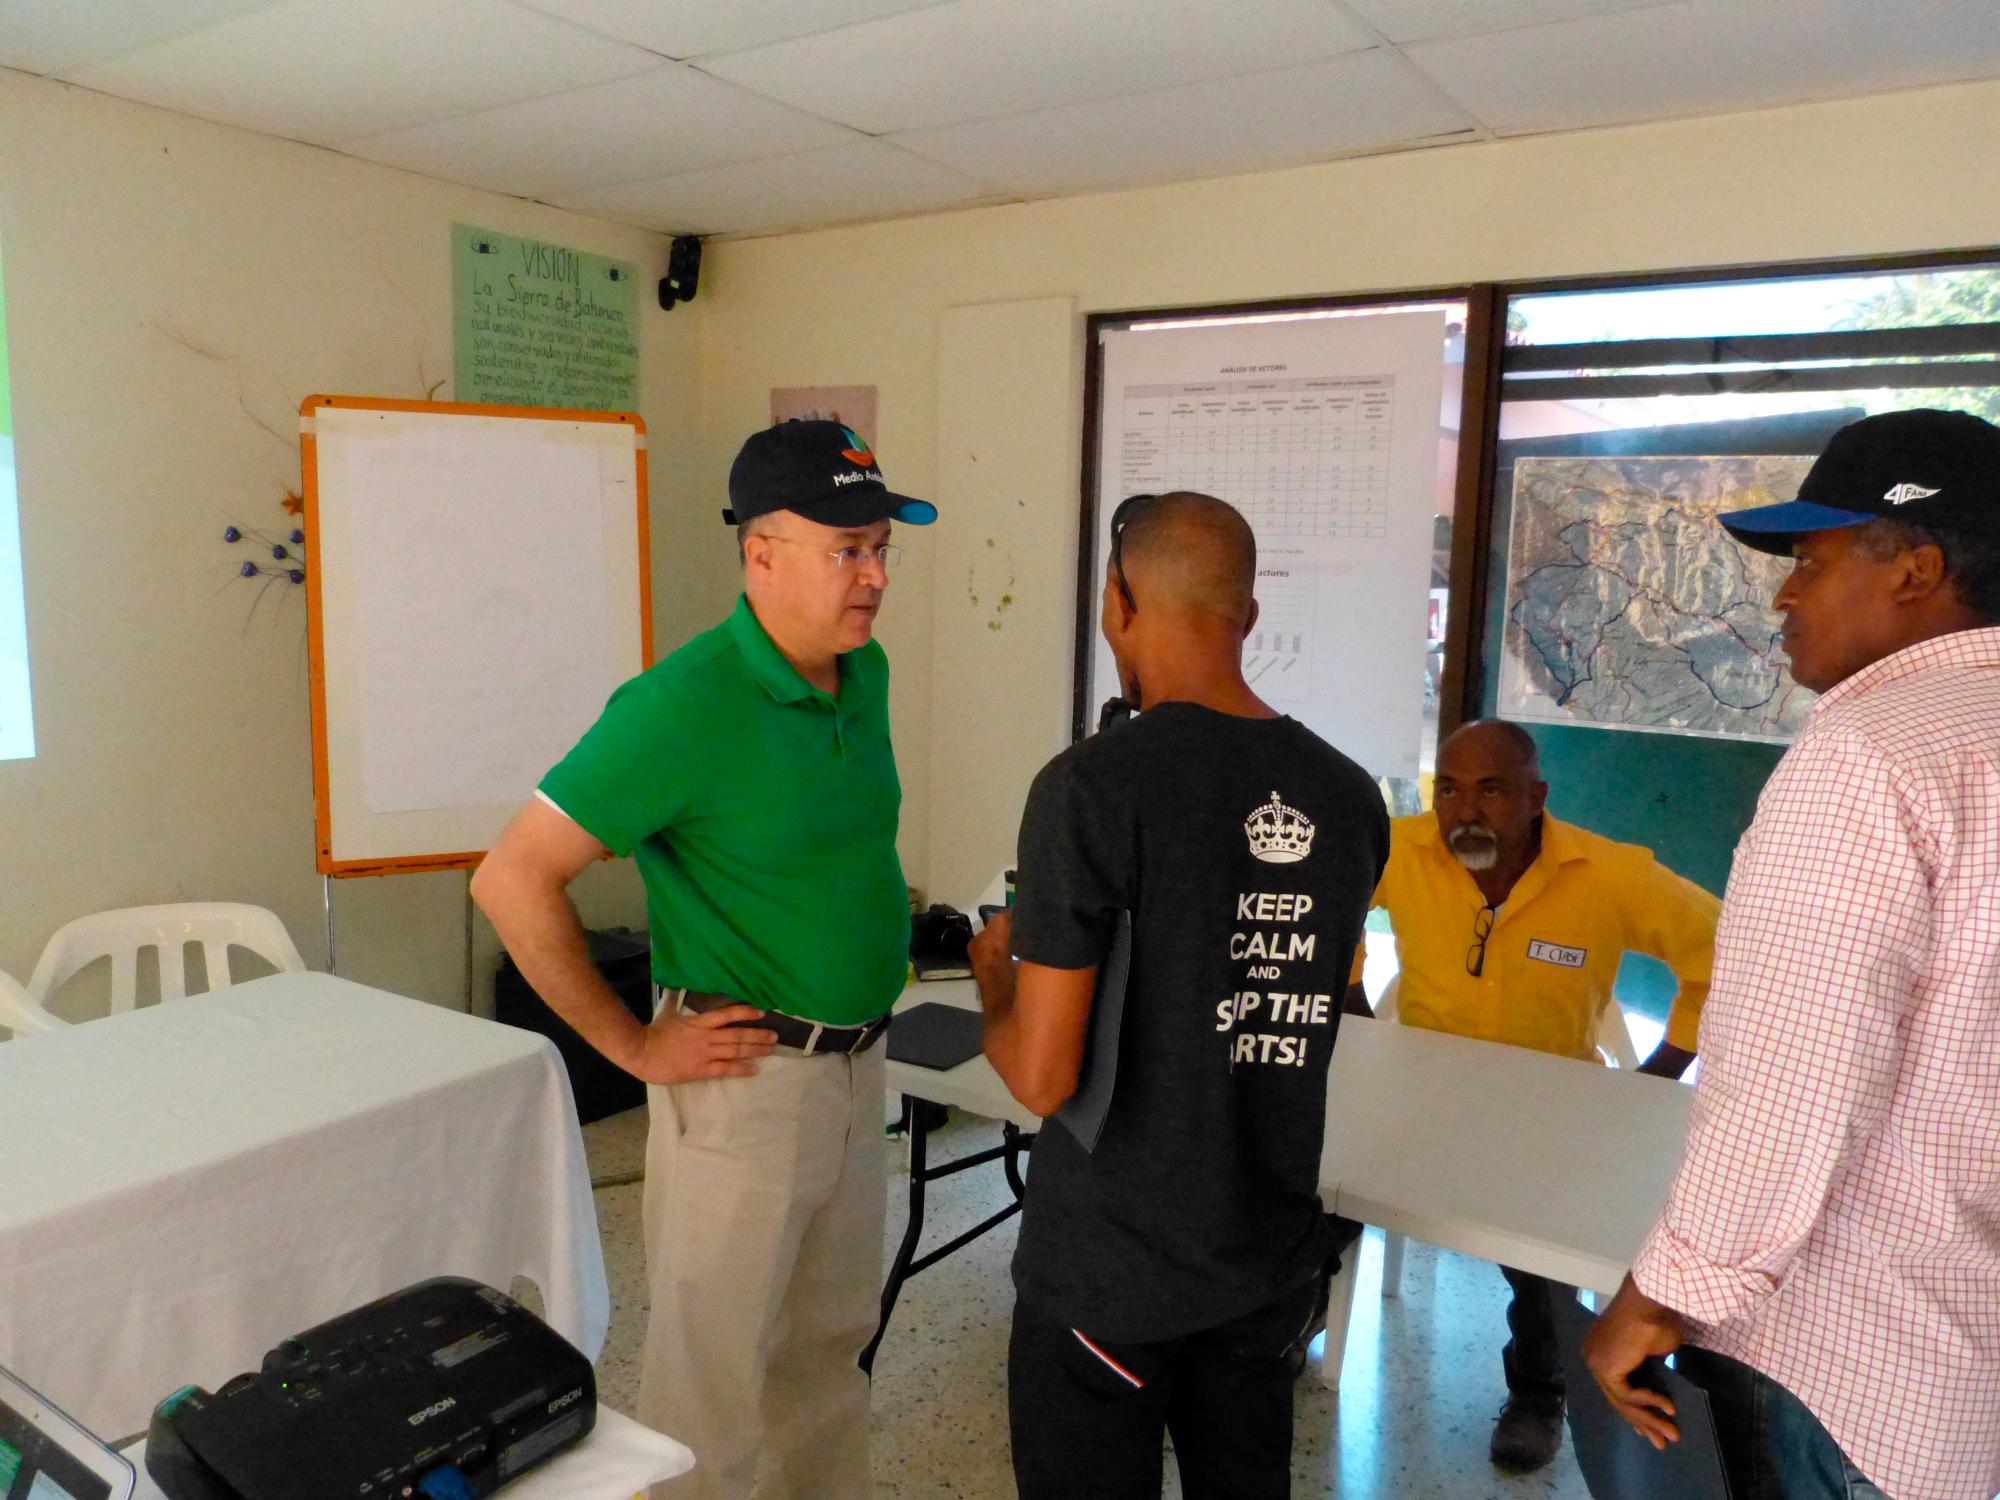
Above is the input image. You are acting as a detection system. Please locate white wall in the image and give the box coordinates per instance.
[0,70,699,1010]
[929,298,1080,910]
[690,76,2000,901]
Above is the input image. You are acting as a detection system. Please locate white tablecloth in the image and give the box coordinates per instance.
[0,972,609,1439]
[124,1406,693,1500]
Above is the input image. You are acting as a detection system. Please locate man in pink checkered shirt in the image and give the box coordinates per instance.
[1585,408,2000,1500]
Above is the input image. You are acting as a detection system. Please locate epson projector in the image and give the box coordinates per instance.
[145,1278,595,1500]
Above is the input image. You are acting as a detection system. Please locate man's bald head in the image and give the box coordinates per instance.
[1440,719,1541,780]
[1433,719,1546,879]
[1115,491,1257,626]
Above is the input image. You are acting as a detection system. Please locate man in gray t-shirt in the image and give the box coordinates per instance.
[970,492,1386,1500]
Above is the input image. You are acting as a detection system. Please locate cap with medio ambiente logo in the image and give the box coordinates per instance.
[723,419,938,529]
[1720,407,2000,556]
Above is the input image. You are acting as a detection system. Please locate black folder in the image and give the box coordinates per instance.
[1552,1295,1733,1500]
[1052,910,1132,1152]
[886,1002,986,1070]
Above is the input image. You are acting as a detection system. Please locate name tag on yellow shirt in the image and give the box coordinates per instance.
[1526,939,1588,969]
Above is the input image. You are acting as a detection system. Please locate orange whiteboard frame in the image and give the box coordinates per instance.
[302,395,653,877]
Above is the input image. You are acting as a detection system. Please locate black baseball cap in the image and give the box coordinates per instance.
[1720,408,2000,555]
[723,419,937,528]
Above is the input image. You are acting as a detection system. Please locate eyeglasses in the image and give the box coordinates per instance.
[1466,903,1497,977]
[762,536,903,571]
[1108,492,1163,614]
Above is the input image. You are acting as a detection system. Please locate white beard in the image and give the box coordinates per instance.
[1450,832,1499,872]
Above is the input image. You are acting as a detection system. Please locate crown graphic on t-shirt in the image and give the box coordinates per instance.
[1245,790,1315,864]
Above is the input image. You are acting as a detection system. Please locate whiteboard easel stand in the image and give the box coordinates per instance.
[320,871,475,1011]
[463,870,475,1012]
[323,874,337,975]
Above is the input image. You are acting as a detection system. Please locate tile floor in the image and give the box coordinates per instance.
[579,1105,1593,1500]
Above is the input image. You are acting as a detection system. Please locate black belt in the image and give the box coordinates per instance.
[665,988,890,1057]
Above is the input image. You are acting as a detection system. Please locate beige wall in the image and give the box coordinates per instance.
[929,298,1081,912]
[0,70,697,1010]
[692,76,2000,903]
[6,67,1998,1003]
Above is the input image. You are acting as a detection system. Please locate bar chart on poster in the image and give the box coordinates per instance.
[0,239,28,762]
[1090,312,1446,777]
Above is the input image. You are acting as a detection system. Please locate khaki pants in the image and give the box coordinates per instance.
[639,1030,885,1500]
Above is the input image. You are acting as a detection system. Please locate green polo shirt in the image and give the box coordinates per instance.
[538,594,908,1026]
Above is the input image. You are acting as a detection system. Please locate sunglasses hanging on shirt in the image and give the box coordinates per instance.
[1466,903,1497,977]
[1098,492,1164,730]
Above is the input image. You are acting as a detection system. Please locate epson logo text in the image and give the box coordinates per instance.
[408,1396,458,1427]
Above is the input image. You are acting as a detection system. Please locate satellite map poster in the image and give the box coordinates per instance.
[1498,454,1818,743]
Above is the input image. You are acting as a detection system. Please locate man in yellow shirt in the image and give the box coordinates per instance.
[1344,718,1718,1472]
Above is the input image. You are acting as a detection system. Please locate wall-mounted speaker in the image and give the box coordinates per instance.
[659,235,702,310]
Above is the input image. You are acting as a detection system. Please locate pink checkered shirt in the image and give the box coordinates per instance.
[1633,626,2000,1500]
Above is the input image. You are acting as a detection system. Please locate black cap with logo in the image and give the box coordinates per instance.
[723,419,938,529]
[1720,408,2000,555]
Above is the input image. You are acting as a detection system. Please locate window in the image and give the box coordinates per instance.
[1476,258,2000,1026]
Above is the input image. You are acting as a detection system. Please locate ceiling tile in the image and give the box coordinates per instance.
[515,0,941,60]
[343,65,860,201]
[1338,0,1677,45]
[894,50,1473,197]
[0,0,275,76]
[699,0,1378,134]
[1408,0,2000,135]
[554,139,1006,235]
[63,0,662,146]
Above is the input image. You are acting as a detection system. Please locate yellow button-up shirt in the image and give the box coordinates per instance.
[1355,813,1719,1060]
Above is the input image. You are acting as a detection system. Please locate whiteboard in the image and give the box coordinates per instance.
[304,397,650,875]
[1088,313,1445,777]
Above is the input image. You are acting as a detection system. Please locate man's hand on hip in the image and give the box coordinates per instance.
[625,1005,779,1085]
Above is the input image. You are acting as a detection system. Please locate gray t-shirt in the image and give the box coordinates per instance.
[1009,702,1388,1342]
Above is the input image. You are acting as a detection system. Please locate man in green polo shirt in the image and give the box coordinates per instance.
[471,419,935,1500]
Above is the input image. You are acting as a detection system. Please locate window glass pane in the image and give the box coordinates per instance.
[1487,262,2000,769]
[1483,261,2000,1028]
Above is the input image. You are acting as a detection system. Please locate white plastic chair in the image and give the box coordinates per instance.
[27,902,307,1017]
[1370,976,1638,1299]
[0,967,66,1037]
